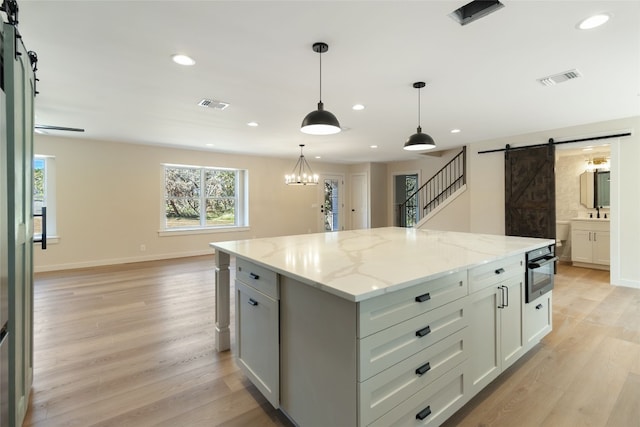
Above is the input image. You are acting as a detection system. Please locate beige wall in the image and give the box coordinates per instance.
[35,116,640,288]
[34,135,350,271]
[369,163,388,228]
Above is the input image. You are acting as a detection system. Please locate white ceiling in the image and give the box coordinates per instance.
[19,0,640,164]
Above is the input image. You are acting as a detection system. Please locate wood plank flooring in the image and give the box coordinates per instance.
[24,257,640,426]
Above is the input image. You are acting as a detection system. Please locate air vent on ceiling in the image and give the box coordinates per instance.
[537,69,583,86]
[449,0,505,26]
[198,99,230,110]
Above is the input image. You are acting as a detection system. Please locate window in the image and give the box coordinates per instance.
[33,155,57,238]
[162,164,248,231]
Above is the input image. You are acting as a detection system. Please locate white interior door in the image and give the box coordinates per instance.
[318,175,343,232]
[350,173,368,229]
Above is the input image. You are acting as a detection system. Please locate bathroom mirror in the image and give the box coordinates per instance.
[580,170,610,208]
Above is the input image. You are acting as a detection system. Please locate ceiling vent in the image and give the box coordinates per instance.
[198,99,230,110]
[537,69,583,86]
[449,0,505,26]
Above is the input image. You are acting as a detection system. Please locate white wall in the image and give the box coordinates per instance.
[466,116,639,288]
[34,135,349,271]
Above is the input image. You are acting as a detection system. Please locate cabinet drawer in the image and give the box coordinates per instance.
[524,291,552,350]
[572,219,609,232]
[359,328,468,426]
[359,297,469,381]
[468,254,524,293]
[236,257,279,299]
[368,360,469,427]
[359,271,467,338]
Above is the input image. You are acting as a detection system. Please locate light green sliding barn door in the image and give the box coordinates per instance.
[4,21,35,427]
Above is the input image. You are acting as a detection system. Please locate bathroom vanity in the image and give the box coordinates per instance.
[210,227,554,426]
[571,218,610,269]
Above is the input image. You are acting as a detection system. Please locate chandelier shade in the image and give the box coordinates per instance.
[285,144,319,185]
[300,42,341,135]
[403,82,436,151]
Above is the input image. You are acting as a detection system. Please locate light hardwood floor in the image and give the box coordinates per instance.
[24,257,640,427]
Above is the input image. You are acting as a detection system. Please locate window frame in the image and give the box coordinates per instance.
[161,163,249,234]
[33,154,58,240]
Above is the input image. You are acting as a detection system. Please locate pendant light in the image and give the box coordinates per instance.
[285,144,319,185]
[301,42,341,135]
[403,82,436,151]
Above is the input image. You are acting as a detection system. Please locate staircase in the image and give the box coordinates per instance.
[397,147,466,227]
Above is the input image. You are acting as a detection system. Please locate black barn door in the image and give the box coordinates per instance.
[505,145,555,239]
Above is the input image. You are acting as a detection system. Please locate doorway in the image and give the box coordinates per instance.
[394,173,419,227]
[319,175,344,232]
[350,173,368,230]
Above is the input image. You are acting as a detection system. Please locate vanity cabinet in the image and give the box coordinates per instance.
[571,220,610,269]
[234,258,279,407]
[468,255,525,396]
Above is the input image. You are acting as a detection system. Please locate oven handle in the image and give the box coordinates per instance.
[528,255,558,269]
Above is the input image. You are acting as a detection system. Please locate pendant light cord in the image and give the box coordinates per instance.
[417,86,421,128]
[318,49,323,103]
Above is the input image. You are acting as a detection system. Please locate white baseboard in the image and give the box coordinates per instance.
[34,249,214,273]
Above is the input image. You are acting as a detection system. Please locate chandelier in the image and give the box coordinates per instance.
[285,144,318,185]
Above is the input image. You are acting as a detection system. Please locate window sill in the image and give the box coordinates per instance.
[158,226,250,237]
[34,235,60,245]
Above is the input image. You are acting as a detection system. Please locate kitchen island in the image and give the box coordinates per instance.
[210,227,554,426]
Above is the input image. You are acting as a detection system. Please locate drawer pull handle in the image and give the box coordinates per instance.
[415,325,431,338]
[415,362,431,376]
[415,292,431,303]
[495,268,505,274]
[536,303,543,310]
[248,298,258,306]
[249,272,260,280]
[416,405,432,421]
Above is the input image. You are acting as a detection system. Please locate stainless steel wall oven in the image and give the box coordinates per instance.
[526,245,557,303]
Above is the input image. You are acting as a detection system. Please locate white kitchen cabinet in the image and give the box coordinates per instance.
[216,233,553,427]
[571,219,610,269]
[279,273,470,427]
[468,258,525,396]
[524,292,552,352]
[234,260,279,408]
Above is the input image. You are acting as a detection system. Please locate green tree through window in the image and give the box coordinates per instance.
[164,165,246,229]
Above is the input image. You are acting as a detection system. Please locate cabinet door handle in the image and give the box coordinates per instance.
[249,272,260,280]
[589,232,592,241]
[247,298,258,306]
[536,303,543,310]
[504,285,509,307]
[416,405,432,421]
[415,292,431,303]
[593,232,597,242]
[495,268,505,275]
[415,325,431,338]
[498,286,505,309]
[415,362,431,376]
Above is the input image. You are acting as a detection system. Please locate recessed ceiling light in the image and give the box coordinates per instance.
[370,145,378,149]
[172,54,196,66]
[352,104,365,111]
[577,13,610,30]
[247,122,259,127]
[450,129,461,134]
[205,143,215,147]
[315,156,322,159]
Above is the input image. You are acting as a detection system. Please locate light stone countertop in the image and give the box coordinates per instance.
[210,227,553,302]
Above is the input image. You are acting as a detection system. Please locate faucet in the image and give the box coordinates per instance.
[596,206,600,218]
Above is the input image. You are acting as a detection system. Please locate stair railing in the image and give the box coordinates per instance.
[397,147,466,227]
